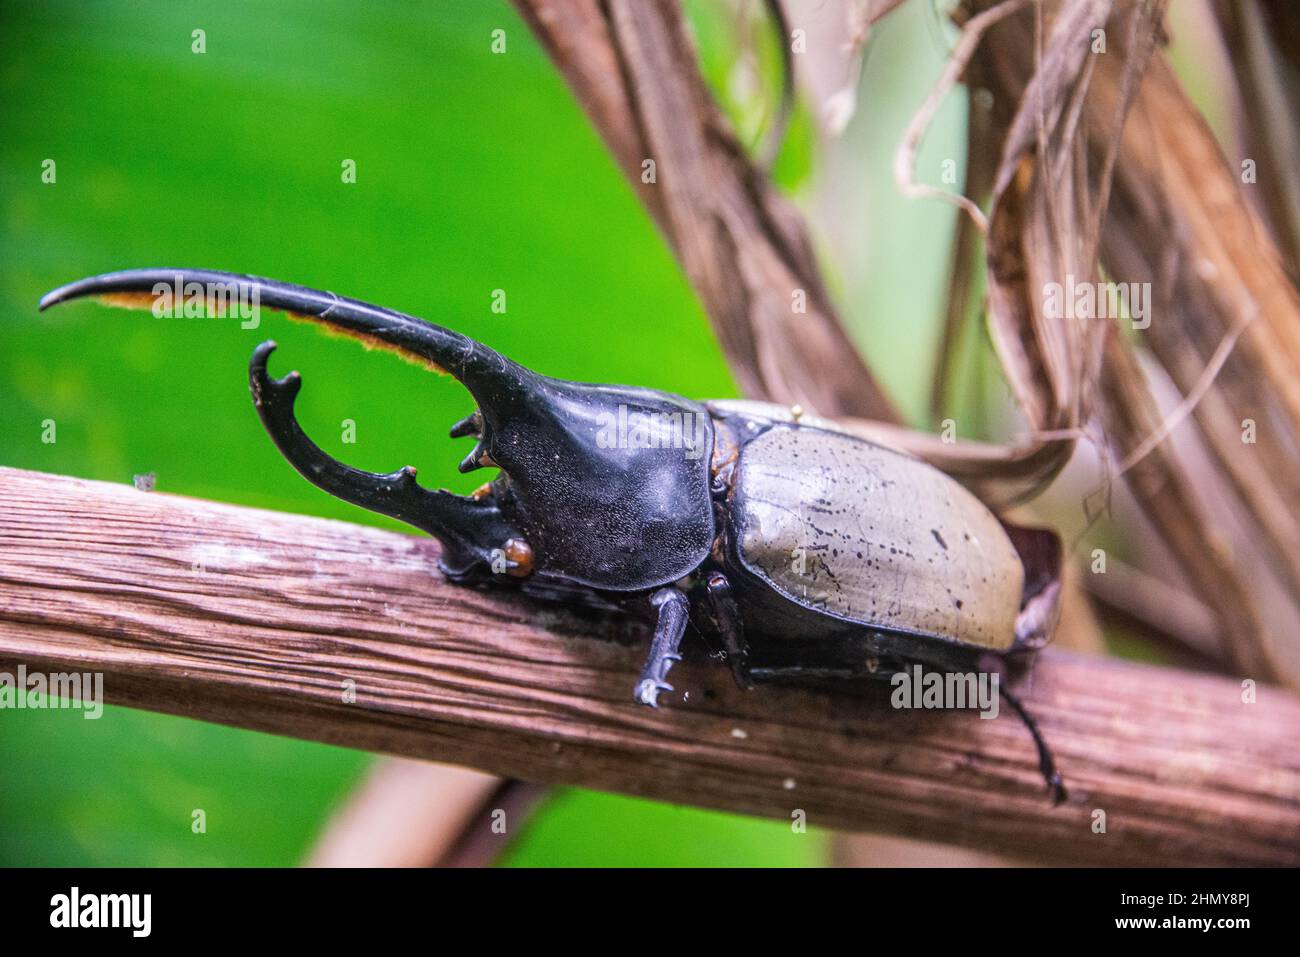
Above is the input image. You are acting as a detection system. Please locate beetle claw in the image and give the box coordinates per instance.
[636,678,674,708]
[1047,773,1067,807]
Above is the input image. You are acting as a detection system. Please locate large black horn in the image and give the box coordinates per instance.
[39,268,531,402]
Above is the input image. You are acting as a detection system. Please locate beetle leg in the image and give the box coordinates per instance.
[249,341,518,579]
[704,573,752,690]
[635,588,690,708]
[998,683,1067,806]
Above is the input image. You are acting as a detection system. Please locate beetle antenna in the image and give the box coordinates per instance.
[998,683,1067,806]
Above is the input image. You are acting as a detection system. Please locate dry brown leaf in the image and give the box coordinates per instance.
[515,0,899,421]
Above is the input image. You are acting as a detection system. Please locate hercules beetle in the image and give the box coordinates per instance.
[40,269,1067,802]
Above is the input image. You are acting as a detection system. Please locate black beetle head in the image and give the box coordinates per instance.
[40,269,716,591]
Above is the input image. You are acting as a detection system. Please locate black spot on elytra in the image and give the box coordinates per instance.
[931,529,948,550]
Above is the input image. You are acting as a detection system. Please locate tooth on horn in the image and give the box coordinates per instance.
[449,411,481,439]
[458,444,496,474]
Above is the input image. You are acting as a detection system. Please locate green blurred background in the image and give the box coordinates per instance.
[0,0,977,865]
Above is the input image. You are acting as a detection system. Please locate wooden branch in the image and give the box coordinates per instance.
[2,467,1298,865]
[306,758,546,867]
[306,759,501,868]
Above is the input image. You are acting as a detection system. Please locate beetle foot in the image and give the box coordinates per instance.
[635,588,690,708]
[1045,772,1067,808]
[635,676,676,708]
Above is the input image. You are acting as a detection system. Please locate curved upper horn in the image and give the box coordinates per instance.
[39,268,531,401]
